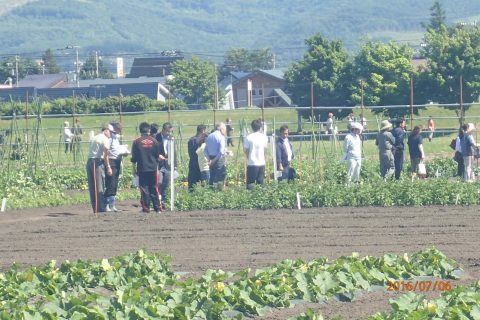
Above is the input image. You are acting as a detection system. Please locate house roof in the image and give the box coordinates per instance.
[127,56,183,78]
[77,77,165,87]
[17,73,68,88]
[232,69,285,84]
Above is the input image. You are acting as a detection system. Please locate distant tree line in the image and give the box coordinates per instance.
[0,94,187,116]
[1,2,478,122]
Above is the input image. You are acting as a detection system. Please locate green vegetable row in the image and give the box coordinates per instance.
[0,247,460,319]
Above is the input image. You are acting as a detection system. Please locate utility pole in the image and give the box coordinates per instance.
[15,56,19,88]
[75,47,80,87]
[95,51,99,78]
[65,45,80,87]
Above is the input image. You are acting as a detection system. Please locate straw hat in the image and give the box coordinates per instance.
[350,122,363,132]
[380,120,392,131]
[63,121,69,127]
[467,123,476,133]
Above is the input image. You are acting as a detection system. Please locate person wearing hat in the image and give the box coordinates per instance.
[461,123,480,182]
[343,122,363,184]
[376,120,396,179]
[63,121,74,154]
[105,122,128,212]
[86,123,113,214]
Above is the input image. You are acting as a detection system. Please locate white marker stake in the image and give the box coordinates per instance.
[1,198,6,212]
[296,192,301,210]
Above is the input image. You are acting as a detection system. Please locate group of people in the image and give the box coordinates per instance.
[86,121,175,214]
[187,120,296,192]
[344,117,427,183]
[453,123,480,182]
[343,115,478,184]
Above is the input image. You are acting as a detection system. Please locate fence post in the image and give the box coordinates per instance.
[169,137,175,211]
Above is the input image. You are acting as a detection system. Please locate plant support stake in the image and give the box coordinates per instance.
[1,197,7,212]
[296,192,301,210]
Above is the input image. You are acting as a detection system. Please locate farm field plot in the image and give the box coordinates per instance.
[0,202,479,319]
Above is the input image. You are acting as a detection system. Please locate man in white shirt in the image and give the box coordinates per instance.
[344,122,363,184]
[86,124,113,214]
[244,119,269,189]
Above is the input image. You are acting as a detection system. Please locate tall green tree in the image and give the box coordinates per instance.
[421,1,446,32]
[167,56,218,107]
[80,54,113,79]
[221,48,274,77]
[419,24,480,111]
[351,41,416,118]
[41,48,61,74]
[284,33,351,120]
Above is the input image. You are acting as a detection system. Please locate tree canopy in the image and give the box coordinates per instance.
[167,56,218,108]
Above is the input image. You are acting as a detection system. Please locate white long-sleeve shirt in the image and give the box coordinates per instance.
[344,132,362,160]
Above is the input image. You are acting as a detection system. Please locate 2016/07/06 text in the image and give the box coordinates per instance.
[387,280,452,292]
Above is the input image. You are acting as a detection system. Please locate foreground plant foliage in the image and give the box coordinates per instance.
[369,281,480,319]
[0,248,461,319]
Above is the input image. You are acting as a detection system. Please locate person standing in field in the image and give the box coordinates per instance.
[72,117,83,153]
[244,119,269,189]
[376,120,395,180]
[343,122,363,184]
[453,127,465,178]
[427,116,435,142]
[461,123,480,182]
[276,125,295,182]
[391,118,406,180]
[63,121,74,154]
[326,112,334,134]
[187,125,207,191]
[86,124,113,214]
[196,133,210,185]
[155,122,176,209]
[205,122,227,187]
[226,118,234,147]
[407,125,425,177]
[131,122,162,213]
[105,122,127,212]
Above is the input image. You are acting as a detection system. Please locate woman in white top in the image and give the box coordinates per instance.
[195,133,210,185]
[343,122,363,183]
[63,121,74,153]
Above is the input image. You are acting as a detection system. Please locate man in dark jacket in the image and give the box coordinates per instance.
[131,122,162,213]
[187,124,207,191]
[276,125,295,181]
[391,118,406,180]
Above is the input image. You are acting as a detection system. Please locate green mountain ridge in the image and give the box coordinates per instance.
[1,0,480,67]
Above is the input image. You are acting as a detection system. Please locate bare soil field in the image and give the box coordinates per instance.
[0,201,479,319]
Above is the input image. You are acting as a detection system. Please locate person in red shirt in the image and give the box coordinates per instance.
[131,122,162,214]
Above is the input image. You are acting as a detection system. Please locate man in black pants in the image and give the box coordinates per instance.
[187,124,207,191]
[105,122,126,212]
[155,122,176,209]
[86,124,113,214]
[392,118,406,180]
[131,122,162,214]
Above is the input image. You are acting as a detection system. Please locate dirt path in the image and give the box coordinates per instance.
[0,201,479,319]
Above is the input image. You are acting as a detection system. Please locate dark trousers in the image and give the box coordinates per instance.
[139,171,161,212]
[187,163,201,191]
[454,151,464,177]
[105,158,121,198]
[209,156,226,185]
[159,168,171,203]
[394,150,404,180]
[65,141,72,153]
[246,165,265,189]
[86,158,107,213]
